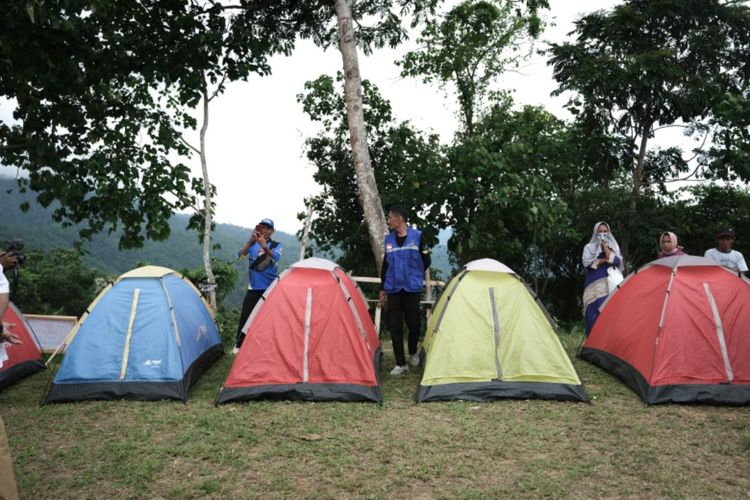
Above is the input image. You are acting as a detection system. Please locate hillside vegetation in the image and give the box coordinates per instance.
[0,177,452,308]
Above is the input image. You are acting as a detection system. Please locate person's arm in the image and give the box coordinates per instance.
[378,254,389,303]
[737,252,748,274]
[0,262,21,344]
[0,292,9,325]
[237,231,259,258]
[269,241,282,262]
[0,303,21,345]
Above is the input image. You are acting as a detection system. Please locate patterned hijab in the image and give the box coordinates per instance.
[582,221,624,270]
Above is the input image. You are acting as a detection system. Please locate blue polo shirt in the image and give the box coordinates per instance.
[241,241,283,290]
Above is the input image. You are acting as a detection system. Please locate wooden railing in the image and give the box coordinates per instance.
[349,272,446,333]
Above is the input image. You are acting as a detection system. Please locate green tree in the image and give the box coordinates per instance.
[442,95,578,284]
[705,89,750,181]
[12,248,101,316]
[665,184,750,258]
[181,258,239,311]
[0,2,293,249]
[399,0,537,136]
[298,73,445,276]
[548,0,750,261]
[208,0,443,273]
[2,1,446,275]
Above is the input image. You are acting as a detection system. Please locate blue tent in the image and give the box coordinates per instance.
[45,266,223,402]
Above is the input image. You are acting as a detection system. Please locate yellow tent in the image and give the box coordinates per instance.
[418,259,588,402]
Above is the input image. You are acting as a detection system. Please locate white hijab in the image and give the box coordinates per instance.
[582,221,623,270]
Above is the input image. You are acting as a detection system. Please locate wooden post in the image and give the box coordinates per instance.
[424,268,433,320]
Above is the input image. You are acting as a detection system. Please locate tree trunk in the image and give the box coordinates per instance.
[620,130,650,266]
[199,85,217,313]
[299,204,314,261]
[334,0,388,273]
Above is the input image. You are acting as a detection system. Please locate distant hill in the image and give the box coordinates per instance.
[0,177,454,305]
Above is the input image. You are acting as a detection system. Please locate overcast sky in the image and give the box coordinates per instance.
[1,1,625,234]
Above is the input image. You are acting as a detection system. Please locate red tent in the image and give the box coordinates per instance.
[581,255,750,405]
[0,302,45,391]
[217,258,382,403]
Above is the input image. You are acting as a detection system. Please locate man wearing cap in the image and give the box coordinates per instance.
[234,218,283,353]
[379,205,431,376]
[704,227,748,275]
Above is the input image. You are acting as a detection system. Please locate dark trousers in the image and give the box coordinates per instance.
[236,289,265,348]
[387,291,422,366]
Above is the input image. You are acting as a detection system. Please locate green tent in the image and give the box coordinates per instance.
[417,259,588,403]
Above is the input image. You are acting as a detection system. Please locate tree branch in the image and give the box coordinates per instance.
[208,74,229,102]
[653,123,691,132]
[178,135,201,155]
[682,130,711,164]
[665,162,704,183]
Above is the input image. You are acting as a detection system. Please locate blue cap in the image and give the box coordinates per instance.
[259,218,274,229]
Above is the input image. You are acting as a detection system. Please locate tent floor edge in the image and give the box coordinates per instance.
[580,347,652,404]
[45,343,224,403]
[216,382,382,404]
[416,380,589,403]
[580,347,750,405]
[0,359,45,392]
[372,347,383,403]
[179,343,225,400]
[647,383,750,406]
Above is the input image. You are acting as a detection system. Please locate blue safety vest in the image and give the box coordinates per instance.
[383,227,424,293]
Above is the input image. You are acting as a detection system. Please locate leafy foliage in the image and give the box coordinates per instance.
[706,89,750,181]
[0,1,295,249]
[548,0,750,258]
[181,258,240,311]
[10,248,101,316]
[400,0,539,135]
[298,73,445,276]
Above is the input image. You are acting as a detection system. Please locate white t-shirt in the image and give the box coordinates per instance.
[0,264,8,294]
[0,263,8,364]
[704,248,749,272]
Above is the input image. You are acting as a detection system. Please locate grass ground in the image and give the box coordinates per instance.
[1,331,749,499]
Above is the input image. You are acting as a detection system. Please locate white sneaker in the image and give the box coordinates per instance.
[409,353,420,367]
[390,365,409,376]
[231,346,240,355]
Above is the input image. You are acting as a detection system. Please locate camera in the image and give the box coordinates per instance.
[4,239,25,266]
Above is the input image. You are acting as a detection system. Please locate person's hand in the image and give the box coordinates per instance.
[596,258,608,267]
[378,291,386,305]
[0,323,21,345]
[257,233,267,249]
[0,251,18,269]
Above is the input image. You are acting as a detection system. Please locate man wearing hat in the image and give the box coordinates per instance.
[704,227,747,274]
[234,218,283,353]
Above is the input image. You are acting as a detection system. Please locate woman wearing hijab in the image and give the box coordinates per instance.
[582,222,624,336]
[657,231,685,258]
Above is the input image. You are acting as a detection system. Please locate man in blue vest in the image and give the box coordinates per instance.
[234,218,283,353]
[379,205,431,376]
